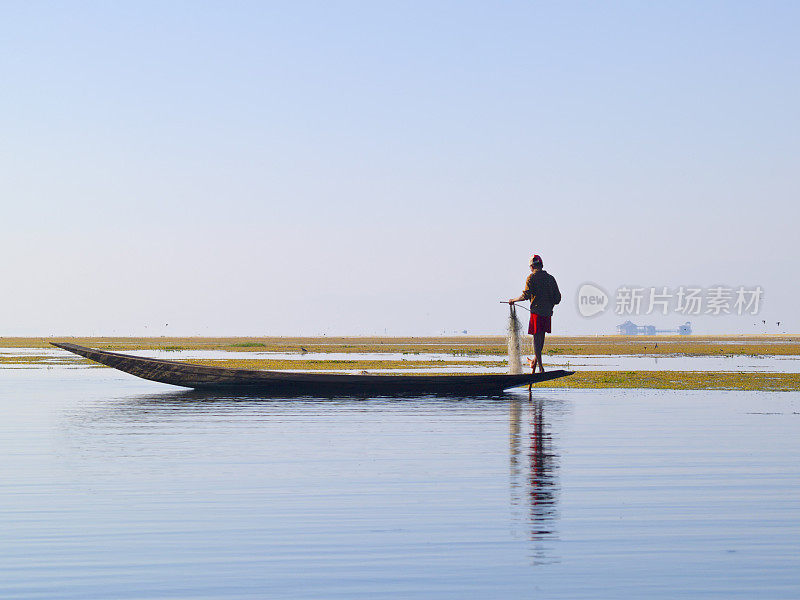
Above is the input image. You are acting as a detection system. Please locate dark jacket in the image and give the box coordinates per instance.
[522,269,561,316]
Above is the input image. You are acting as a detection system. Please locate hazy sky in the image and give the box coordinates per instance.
[2,1,798,336]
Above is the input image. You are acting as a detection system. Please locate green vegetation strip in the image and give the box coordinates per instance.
[0,355,77,366]
[540,370,800,392]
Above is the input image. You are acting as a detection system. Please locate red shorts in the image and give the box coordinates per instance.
[528,313,552,335]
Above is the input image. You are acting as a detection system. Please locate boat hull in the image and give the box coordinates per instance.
[51,342,574,395]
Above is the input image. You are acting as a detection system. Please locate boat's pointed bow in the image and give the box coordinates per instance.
[50,342,93,359]
[50,342,75,351]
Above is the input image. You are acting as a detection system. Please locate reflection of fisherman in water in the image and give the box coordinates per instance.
[528,398,557,535]
[509,398,559,542]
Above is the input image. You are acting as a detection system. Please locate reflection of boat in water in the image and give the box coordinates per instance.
[52,343,574,395]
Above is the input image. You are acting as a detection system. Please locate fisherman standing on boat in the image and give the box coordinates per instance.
[509,254,561,373]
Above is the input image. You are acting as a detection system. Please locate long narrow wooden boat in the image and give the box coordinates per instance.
[51,342,573,395]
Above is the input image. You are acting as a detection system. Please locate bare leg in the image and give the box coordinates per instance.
[533,332,546,373]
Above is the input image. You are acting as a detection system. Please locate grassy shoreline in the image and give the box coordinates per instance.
[539,371,800,392]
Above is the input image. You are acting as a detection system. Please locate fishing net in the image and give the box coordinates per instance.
[507,303,523,374]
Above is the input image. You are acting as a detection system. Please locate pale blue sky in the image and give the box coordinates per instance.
[2,1,798,336]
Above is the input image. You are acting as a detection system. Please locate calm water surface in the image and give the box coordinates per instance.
[1,367,798,598]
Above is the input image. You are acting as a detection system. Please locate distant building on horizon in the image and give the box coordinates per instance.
[616,321,692,335]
